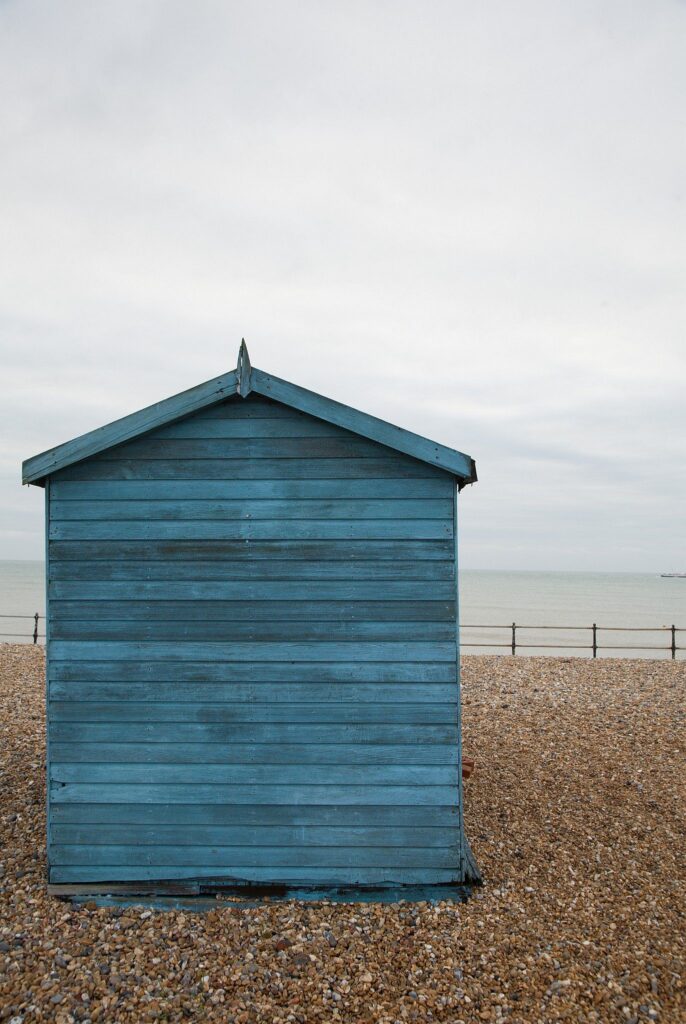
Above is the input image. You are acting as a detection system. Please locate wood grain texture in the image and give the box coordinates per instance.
[49,682,457,703]
[50,783,457,806]
[49,866,462,884]
[51,803,459,826]
[96,436,392,460]
[51,498,452,520]
[49,559,455,582]
[49,660,457,683]
[49,581,453,601]
[49,519,452,541]
[51,824,458,847]
[48,599,455,622]
[50,764,459,786]
[49,741,458,765]
[50,701,456,724]
[49,640,458,662]
[49,844,458,868]
[50,722,458,744]
[49,539,453,562]
[50,477,454,500]
[52,457,445,481]
[50,621,456,642]
[150,417,360,438]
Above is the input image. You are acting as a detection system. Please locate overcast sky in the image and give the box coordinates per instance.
[1,1,685,570]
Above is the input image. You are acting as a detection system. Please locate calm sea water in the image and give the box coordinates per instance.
[0,561,684,659]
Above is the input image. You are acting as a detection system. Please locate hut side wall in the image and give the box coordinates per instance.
[45,394,462,887]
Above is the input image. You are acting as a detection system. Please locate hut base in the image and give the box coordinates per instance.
[48,878,479,905]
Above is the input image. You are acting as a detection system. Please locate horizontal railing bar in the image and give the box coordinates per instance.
[0,614,44,619]
[464,624,590,631]
[464,643,593,651]
[586,644,683,651]
[582,626,676,633]
[462,643,682,651]
[463,624,677,632]
[460,642,514,648]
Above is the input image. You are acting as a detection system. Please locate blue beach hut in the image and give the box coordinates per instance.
[23,342,480,897]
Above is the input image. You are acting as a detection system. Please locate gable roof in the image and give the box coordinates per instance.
[22,341,477,487]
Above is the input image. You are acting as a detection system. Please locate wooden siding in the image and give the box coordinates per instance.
[47,394,461,887]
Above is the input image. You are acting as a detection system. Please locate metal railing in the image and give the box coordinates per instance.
[0,614,683,658]
[462,622,682,658]
[0,613,44,643]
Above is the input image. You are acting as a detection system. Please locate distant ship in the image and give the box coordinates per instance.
[661,572,686,578]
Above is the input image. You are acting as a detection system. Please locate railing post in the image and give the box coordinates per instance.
[511,622,516,656]
[33,613,39,645]
[592,623,597,659]
[672,625,677,660]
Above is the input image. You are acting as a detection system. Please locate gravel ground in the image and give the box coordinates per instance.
[0,644,684,1024]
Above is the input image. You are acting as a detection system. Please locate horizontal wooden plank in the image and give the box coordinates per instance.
[50,783,457,806]
[49,844,458,868]
[50,701,456,724]
[50,660,457,683]
[50,722,459,744]
[51,763,458,786]
[49,741,458,765]
[50,621,455,642]
[192,397,305,419]
[49,682,457,704]
[49,539,453,562]
[50,477,454,500]
[49,581,453,601]
[98,436,390,460]
[49,600,454,623]
[51,498,452,521]
[49,641,457,662]
[49,519,452,541]
[49,559,455,582]
[51,803,458,826]
[52,824,458,847]
[151,417,348,438]
[53,458,446,481]
[49,865,461,884]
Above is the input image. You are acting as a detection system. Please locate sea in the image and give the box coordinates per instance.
[0,561,684,659]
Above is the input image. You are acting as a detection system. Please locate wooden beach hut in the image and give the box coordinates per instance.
[23,342,480,897]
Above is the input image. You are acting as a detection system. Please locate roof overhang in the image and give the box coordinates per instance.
[22,341,477,488]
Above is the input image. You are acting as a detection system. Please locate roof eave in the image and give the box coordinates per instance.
[250,367,475,482]
[22,370,239,485]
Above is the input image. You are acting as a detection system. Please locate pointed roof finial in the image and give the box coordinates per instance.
[236,338,252,397]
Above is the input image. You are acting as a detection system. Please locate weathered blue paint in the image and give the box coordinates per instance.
[24,343,479,894]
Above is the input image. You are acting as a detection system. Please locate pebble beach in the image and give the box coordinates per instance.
[0,644,683,1023]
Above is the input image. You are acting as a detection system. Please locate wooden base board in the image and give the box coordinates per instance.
[49,880,476,907]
